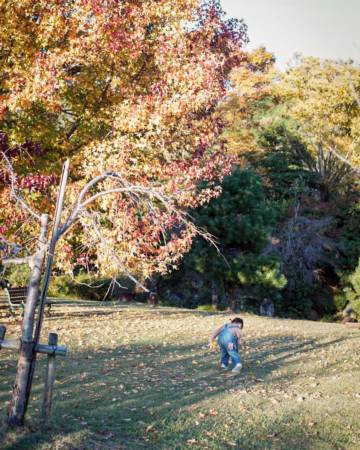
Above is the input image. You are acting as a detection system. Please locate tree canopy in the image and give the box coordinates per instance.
[276,57,360,198]
[0,0,248,279]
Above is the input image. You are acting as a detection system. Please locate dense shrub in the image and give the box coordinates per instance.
[48,273,135,301]
[5,264,31,287]
[344,259,360,318]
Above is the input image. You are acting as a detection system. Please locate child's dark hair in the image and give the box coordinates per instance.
[231,317,244,328]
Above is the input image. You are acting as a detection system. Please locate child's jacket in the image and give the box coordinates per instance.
[211,323,242,341]
[218,323,241,349]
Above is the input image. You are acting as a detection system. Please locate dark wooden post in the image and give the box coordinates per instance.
[7,214,49,427]
[42,333,58,423]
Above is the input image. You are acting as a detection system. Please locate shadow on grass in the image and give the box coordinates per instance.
[0,332,358,449]
[45,310,119,320]
[40,302,222,321]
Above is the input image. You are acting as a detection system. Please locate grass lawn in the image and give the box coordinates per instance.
[1,301,360,449]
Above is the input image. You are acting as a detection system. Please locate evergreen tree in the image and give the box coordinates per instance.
[182,168,286,309]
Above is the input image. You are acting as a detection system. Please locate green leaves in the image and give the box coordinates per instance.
[180,167,285,303]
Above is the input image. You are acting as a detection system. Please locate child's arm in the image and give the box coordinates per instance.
[209,324,224,345]
[234,327,243,341]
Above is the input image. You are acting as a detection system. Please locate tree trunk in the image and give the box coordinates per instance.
[228,286,236,312]
[7,214,48,427]
[319,182,330,202]
[211,279,219,310]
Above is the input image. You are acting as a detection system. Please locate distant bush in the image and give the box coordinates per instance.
[321,314,338,323]
[2,264,142,302]
[5,264,31,287]
[196,304,224,312]
[280,280,314,318]
[333,292,348,312]
[344,259,360,318]
[48,272,135,301]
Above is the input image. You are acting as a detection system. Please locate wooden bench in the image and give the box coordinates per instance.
[0,286,52,317]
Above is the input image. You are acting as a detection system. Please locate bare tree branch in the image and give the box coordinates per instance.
[83,210,149,292]
[1,152,42,221]
[58,172,177,238]
[329,147,360,176]
[2,157,218,294]
[2,257,33,267]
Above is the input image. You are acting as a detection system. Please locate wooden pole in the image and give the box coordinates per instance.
[42,333,58,423]
[7,214,49,427]
[25,159,69,417]
[35,159,70,343]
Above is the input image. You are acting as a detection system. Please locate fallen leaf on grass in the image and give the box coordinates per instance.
[311,392,322,399]
[203,430,214,437]
[96,430,114,439]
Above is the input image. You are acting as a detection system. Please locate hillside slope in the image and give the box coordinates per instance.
[1,302,360,449]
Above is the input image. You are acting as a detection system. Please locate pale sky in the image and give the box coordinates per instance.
[220,0,360,69]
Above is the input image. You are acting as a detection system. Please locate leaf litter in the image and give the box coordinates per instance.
[1,300,360,449]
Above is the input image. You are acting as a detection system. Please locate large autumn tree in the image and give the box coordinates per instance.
[0,0,248,279]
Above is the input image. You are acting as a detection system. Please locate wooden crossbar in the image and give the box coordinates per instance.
[0,338,67,357]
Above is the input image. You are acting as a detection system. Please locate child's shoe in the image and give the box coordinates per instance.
[221,363,228,370]
[231,363,242,373]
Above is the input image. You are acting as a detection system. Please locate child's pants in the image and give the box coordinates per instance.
[218,331,241,367]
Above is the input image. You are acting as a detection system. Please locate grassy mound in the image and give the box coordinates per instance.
[1,301,360,449]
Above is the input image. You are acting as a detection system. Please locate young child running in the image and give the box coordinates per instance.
[209,318,243,373]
